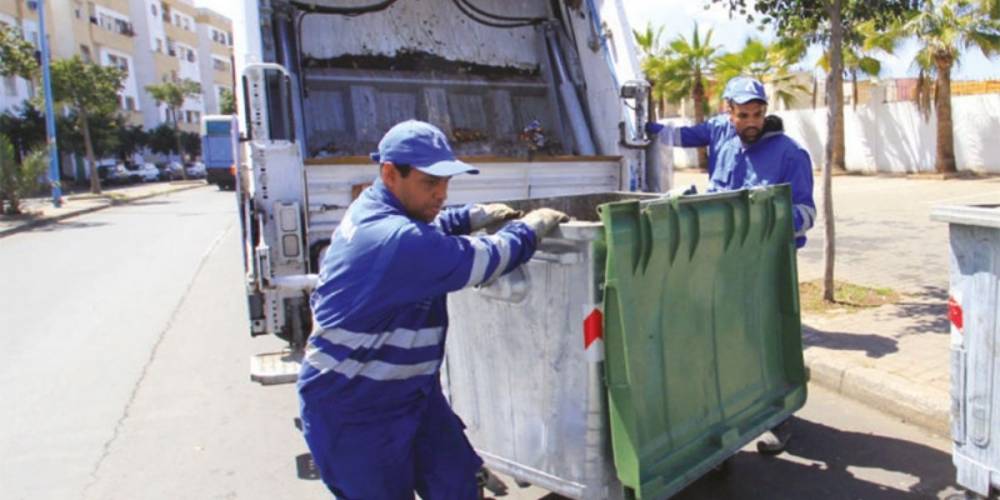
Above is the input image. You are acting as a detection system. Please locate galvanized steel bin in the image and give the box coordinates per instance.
[445,187,808,499]
[932,204,1000,498]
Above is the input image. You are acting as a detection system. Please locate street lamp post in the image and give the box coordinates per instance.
[29,0,61,207]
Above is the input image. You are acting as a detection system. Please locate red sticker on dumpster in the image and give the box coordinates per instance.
[948,296,963,332]
[584,308,603,348]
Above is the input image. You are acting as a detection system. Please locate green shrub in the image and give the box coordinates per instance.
[0,135,49,215]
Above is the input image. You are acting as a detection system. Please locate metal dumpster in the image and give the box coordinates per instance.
[931,204,1000,498]
[445,187,808,499]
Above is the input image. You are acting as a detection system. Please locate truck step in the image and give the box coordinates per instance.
[250,350,302,385]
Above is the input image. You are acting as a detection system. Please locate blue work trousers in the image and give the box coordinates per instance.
[301,387,482,499]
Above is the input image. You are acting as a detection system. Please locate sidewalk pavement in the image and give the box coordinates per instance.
[0,180,209,238]
[676,171,1000,438]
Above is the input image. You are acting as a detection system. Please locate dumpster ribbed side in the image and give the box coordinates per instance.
[599,186,808,499]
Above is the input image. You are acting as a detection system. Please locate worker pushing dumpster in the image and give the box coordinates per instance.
[445,185,808,499]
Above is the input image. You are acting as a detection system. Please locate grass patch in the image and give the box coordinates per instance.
[799,279,900,315]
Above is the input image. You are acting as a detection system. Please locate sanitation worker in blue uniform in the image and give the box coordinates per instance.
[298,120,569,498]
[646,76,816,453]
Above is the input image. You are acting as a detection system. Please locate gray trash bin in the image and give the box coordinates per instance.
[932,204,1000,498]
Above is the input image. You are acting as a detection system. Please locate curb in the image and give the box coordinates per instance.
[0,183,207,239]
[804,350,951,438]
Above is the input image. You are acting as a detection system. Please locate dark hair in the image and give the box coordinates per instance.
[727,98,768,108]
[391,163,412,178]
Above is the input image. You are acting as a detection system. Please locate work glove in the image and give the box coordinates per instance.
[645,121,665,136]
[469,203,523,231]
[520,208,570,240]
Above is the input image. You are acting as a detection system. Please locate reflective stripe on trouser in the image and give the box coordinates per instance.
[300,386,482,499]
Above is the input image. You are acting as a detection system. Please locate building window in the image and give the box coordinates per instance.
[227,32,233,46]
[212,57,229,71]
[155,38,163,53]
[150,3,157,16]
[80,45,92,62]
[75,8,82,19]
[186,49,195,63]
[126,96,136,111]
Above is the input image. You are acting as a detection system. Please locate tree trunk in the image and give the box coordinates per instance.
[693,76,708,171]
[812,76,818,109]
[80,108,101,195]
[833,67,846,173]
[822,0,843,303]
[852,69,858,111]
[934,55,957,174]
[173,107,188,180]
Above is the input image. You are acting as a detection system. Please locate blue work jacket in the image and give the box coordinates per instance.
[658,115,816,248]
[298,179,537,421]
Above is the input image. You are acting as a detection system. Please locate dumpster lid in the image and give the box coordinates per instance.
[931,204,1000,229]
[598,186,807,498]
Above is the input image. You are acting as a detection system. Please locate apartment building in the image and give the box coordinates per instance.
[0,0,234,134]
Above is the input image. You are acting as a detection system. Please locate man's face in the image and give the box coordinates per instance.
[729,100,767,144]
[381,163,450,223]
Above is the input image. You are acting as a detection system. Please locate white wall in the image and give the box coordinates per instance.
[663,94,1000,174]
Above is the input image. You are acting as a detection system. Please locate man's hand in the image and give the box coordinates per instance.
[469,203,523,231]
[645,122,665,136]
[520,208,570,239]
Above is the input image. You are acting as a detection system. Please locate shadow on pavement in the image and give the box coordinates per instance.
[21,220,110,233]
[802,325,899,358]
[675,417,957,499]
[894,286,950,337]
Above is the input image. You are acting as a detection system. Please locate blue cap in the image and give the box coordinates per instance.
[370,120,479,177]
[723,76,768,104]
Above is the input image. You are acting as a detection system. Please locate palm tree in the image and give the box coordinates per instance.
[714,38,810,110]
[872,0,1000,173]
[146,78,201,179]
[634,22,670,119]
[816,36,884,111]
[647,23,720,170]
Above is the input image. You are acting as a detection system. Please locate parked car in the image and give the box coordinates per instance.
[185,162,206,179]
[99,163,132,185]
[165,161,185,180]
[136,163,160,182]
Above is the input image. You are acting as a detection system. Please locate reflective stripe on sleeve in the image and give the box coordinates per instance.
[315,326,444,351]
[794,204,817,237]
[462,236,491,287]
[482,234,513,284]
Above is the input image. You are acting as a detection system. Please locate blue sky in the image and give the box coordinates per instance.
[197,0,998,81]
[622,0,999,81]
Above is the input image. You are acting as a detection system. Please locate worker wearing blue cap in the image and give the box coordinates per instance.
[298,120,568,497]
[646,76,816,249]
[647,77,815,454]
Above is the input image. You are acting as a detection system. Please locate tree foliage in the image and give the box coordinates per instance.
[49,56,125,193]
[146,79,202,176]
[0,136,47,215]
[0,25,38,80]
[219,87,236,115]
[714,38,810,109]
[0,104,46,162]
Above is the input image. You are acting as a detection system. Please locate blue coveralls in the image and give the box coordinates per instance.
[299,179,538,498]
[658,115,816,247]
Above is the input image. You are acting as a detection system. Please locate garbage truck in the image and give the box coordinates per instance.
[233,0,806,497]
[235,0,662,379]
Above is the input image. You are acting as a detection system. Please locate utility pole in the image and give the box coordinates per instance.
[30,0,61,207]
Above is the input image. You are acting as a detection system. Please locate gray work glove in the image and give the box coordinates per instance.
[469,203,523,231]
[519,208,570,239]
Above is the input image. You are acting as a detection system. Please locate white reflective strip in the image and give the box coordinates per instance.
[462,236,491,287]
[304,347,440,381]
[794,204,816,233]
[482,234,513,284]
[316,326,444,350]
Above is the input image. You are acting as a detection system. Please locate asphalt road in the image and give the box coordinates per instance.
[0,182,970,499]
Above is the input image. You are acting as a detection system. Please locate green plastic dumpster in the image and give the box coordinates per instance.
[444,186,808,499]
